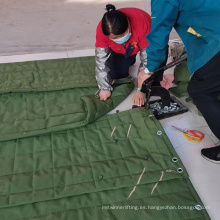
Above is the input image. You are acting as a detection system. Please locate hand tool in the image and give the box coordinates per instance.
[154,54,187,73]
[133,54,187,109]
[172,125,204,143]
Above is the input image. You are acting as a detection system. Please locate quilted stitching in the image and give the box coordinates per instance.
[0,57,97,93]
[0,108,209,219]
[0,84,133,141]
[0,56,210,219]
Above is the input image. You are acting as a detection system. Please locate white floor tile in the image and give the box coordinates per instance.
[160,111,208,147]
[202,127,220,145]
[196,180,220,205]
[206,200,220,220]
[191,113,209,127]
[175,141,220,183]
[160,111,203,129]
[172,96,210,128]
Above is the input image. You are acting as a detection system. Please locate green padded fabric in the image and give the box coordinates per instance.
[172,62,190,84]
[0,83,133,142]
[0,108,210,219]
[169,62,190,97]
[169,82,189,97]
[0,57,98,93]
[0,57,134,141]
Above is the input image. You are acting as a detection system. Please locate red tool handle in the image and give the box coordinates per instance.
[186,130,204,139]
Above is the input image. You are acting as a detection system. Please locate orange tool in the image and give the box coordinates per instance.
[172,125,204,143]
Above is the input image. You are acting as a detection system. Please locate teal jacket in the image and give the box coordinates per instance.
[146,0,220,75]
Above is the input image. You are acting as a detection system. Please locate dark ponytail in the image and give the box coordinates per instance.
[106,4,116,12]
[101,4,128,36]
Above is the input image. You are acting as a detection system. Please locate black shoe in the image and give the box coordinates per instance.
[201,145,220,163]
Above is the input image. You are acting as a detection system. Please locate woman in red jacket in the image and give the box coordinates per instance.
[95,4,151,101]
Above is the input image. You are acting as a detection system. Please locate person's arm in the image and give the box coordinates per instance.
[137,0,179,90]
[95,21,113,98]
[138,48,148,73]
[95,47,112,91]
[133,51,147,107]
[146,0,179,72]
[133,0,179,106]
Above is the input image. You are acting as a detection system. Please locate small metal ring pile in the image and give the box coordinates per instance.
[150,102,180,115]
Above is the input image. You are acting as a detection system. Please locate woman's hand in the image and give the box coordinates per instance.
[132,91,145,106]
[99,90,111,101]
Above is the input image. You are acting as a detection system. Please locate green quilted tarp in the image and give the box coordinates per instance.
[0,57,210,219]
[0,57,134,141]
[0,57,98,93]
[0,108,210,219]
[0,56,132,93]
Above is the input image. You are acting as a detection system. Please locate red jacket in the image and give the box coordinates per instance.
[95,8,151,57]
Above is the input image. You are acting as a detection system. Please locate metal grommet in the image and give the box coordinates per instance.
[157,131,162,135]
[177,168,183,173]
[195,205,202,211]
[172,157,178,163]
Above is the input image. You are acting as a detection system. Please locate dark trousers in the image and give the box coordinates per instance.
[188,51,220,140]
[151,46,169,83]
[108,51,136,80]
[108,47,168,81]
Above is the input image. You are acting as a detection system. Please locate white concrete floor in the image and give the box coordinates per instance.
[1,1,219,219]
[0,0,178,56]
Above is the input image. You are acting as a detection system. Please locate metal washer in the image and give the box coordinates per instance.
[172,157,178,163]
[157,131,162,135]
